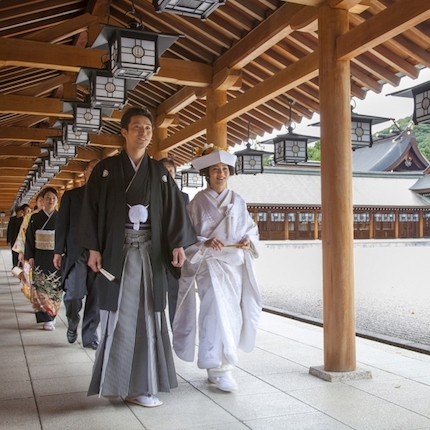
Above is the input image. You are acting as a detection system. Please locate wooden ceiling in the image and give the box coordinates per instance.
[0,0,429,212]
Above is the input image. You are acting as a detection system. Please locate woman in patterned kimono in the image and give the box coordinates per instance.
[173,147,262,392]
[25,187,60,330]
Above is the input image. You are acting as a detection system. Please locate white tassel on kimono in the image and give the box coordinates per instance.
[128,204,149,230]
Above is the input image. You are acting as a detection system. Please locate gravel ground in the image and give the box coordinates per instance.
[254,239,430,349]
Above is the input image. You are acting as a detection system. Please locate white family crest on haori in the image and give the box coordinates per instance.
[128,204,149,230]
[162,174,168,182]
[102,169,109,177]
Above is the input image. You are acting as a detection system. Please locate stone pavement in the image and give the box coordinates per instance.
[2,248,430,430]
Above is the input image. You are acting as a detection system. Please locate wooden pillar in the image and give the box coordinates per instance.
[206,88,227,147]
[319,5,356,371]
[151,127,169,160]
[419,212,424,238]
[284,211,289,240]
[368,211,374,239]
[394,210,399,238]
[314,210,319,240]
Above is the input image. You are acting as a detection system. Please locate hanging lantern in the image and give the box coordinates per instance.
[76,68,130,110]
[64,123,89,146]
[234,122,272,174]
[234,142,272,174]
[412,82,430,124]
[388,80,430,125]
[72,104,103,134]
[266,99,318,164]
[181,166,204,188]
[350,113,391,150]
[42,159,61,175]
[92,24,181,81]
[54,139,77,159]
[153,0,225,20]
[53,120,89,146]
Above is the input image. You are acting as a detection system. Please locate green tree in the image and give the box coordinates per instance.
[308,140,321,161]
[375,117,430,161]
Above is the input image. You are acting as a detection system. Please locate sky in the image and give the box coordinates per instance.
[291,67,430,137]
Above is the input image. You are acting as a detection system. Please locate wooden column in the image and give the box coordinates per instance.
[394,211,399,238]
[151,127,169,160]
[206,88,227,147]
[369,212,374,239]
[284,211,289,240]
[314,210,319,240]
[319,5,356,371]
[419,212,424,238]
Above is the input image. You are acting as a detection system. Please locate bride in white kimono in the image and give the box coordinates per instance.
[173,147,262,392]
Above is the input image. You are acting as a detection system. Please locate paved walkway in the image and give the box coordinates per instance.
[2,248,430,430]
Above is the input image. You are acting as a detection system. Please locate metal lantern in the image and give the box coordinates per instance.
[275,133,310,164]
[234,143,272,174]
[153,0,225,20]
[48,150,68,167]
[266,98,318,164]
[42,159,61,175]
[72,104,103,134]
[54,139,77,159]
[388,81,430,125]
[412,82,430,124]
[76,69,129,110]
[181,166,204,188]
[63,123,89,146]
[350,113,391,150]
[92,25,181,81]
[53,120,89,146]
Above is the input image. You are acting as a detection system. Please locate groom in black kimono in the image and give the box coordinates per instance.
[53,159,100,349]
[79,107,196,408]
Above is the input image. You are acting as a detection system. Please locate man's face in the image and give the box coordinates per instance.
[121,115,153,152]
[163,162,176,179]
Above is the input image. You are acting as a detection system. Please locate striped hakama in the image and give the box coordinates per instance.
[88,229,178,397]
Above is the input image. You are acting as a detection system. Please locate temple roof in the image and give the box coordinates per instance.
[228,169,430,209]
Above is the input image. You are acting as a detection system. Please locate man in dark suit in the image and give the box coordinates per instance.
[53,159,100,349]
[160,158,190,327]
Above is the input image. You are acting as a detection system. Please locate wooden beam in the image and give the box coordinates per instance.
[157,87,201,116]
[152,58,212,87]
[0,37,212,87]
[0,37,106,71]
[214,2,303,73]
[0,169,31,177]
[217,52,319,123]
[0,127,61,142]
[88,133,123,148]
[337,0,430,60]
[0,147,42,158]
[0,94,70,117]
[0,160,35,169]
[21,13,99,43]
[15,75,72,97]
[159,117,207,152]
[212,69,242,91]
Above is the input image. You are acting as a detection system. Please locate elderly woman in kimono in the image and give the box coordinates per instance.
[173,146,262,392]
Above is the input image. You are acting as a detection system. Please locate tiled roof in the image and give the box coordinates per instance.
[229,169,430,209]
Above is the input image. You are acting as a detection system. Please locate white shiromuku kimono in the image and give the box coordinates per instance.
[173,187,262,369]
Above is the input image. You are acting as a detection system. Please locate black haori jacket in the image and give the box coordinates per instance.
[79,150,197,312]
